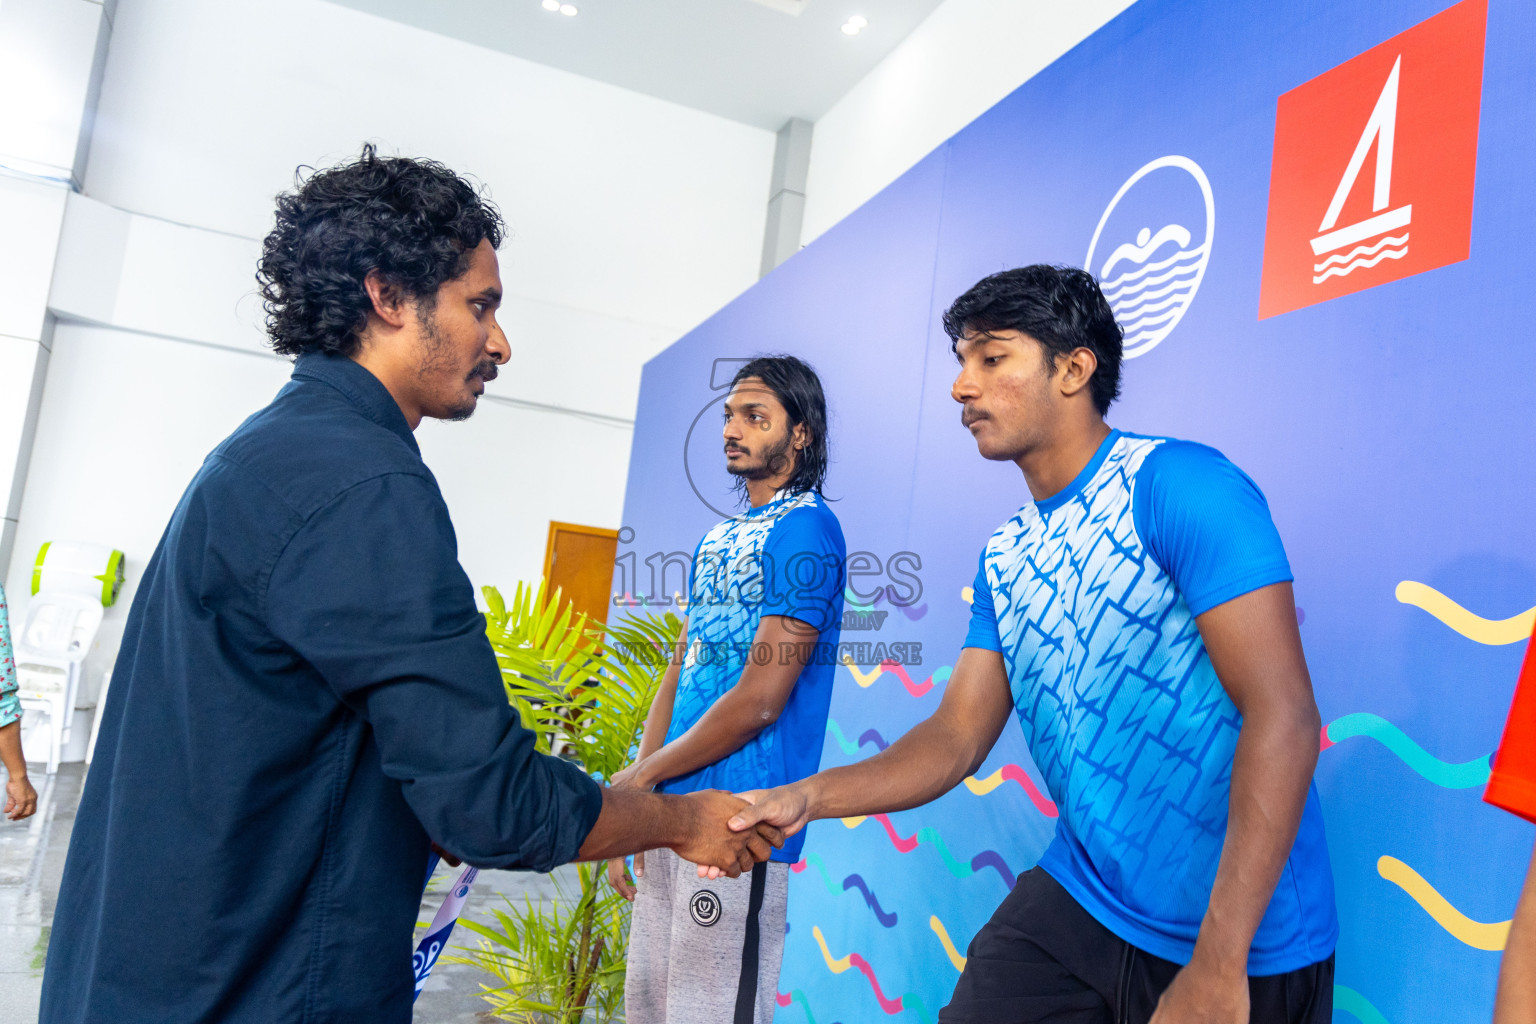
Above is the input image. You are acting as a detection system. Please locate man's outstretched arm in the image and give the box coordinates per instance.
[1150,581,1322,1024]
[720,646,1015,843]
[265,476,780,878]
[577,786,781,875]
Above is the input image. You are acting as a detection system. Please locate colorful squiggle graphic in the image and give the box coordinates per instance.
[963,764,1059,817]
[811,925,903,1013]
[1334,985,1393,1024]
[826,720,1060,817]
[840,813,1017,889]
[778,988,932,1024]
[844,875,899,928]
[791,852,840,894]
[1394,580,1535,645]
[929,915,968,972]
[1376,855,1511,950]
[787,968,1396,1023]
[775,989,831,1024]
[810,927,935,1023]
[844,586,929,621]
[857,727,889,752]
[825,719,888,757]
[1321,713,1491,789]
[842,656,952,696]
[791,854,899,927]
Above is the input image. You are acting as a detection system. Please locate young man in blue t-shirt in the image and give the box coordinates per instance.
[609,355,846,1024]
[727,268,1337,1023]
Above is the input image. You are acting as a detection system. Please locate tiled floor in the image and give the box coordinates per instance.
[0,767,78,1024]
[0,763,579,1023]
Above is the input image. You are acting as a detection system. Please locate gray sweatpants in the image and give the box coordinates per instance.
[624,846,789,1024]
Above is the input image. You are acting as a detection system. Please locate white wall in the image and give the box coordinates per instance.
[3,323,294,700]
[84,0,772,335]
[416,405,634,599]
[0,0,110,573]
[3,0,776,691]
[0,176,65,565]
[800,0,1141,245]
[0,0,110,184]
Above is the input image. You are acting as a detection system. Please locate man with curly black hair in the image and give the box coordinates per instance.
[40,145,780,1024]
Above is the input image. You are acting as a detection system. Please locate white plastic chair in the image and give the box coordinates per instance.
[14,593,101,774]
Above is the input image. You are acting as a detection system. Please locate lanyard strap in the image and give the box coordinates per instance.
[412,855,479,1001]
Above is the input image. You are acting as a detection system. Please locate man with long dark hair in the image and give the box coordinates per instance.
[39,146,779,1024]
[607,356,846,1024]
[726,267,1338,1024]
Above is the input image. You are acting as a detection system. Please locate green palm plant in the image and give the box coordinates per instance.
[447,580,681,1024]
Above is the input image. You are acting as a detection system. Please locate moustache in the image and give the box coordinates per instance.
[724,444,750,456]
[468,363,498,384]
[961,407,988,427]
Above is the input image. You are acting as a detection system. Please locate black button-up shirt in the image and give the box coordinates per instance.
[42,353,602,1023]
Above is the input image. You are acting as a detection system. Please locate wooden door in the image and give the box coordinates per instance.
[543,522,620,627]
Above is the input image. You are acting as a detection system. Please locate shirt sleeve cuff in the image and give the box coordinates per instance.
[550,761,605,867]
[1184,564,1294,618]
[961,636,1004,654]
[1485,772,1536,825]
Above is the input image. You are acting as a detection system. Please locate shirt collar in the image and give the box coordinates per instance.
[290,352,419,455]
[1034,429,1120,515]
[744,487,804,517]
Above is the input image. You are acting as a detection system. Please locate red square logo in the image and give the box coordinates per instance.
[1258,0,1486,319]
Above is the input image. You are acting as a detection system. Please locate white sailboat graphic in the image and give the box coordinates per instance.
[1310,56,1411,283]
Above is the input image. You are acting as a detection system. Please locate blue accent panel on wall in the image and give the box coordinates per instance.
[616,2,1536,1020]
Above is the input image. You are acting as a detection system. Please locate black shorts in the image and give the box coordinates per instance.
[940,868,1334,1024]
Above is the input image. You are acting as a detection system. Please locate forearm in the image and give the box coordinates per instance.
[632,626,685,764]
[800,710,982,822]
[0,721,26,779]
[1194,704,1320,973]
[634,674,677,764]
[797,647,1011,821]
[1496,837,1536,1024]
[632,616,807,789]
[575,786,696,861]
[632,687,774,788]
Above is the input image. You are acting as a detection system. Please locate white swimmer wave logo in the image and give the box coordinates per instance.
[1086,155,1215,359]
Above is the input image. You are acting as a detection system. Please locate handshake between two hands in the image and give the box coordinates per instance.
[606,784,812,901]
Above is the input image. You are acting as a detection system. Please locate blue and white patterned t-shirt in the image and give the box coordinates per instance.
[965,430,1336,973]
[656,490,845,863]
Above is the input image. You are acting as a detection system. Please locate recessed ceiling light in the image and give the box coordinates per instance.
[559,2,578,13]
[841,15,867,35]
[541,0,559,9]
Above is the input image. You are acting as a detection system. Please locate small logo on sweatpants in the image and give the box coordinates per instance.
[690,890,721,927]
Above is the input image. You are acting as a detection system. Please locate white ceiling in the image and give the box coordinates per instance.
[325,0,949,130]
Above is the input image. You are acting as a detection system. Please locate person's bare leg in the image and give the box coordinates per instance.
[1496,836,1536,1024]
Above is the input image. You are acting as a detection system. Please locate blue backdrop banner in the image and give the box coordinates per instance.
[615,1,1533,1021]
